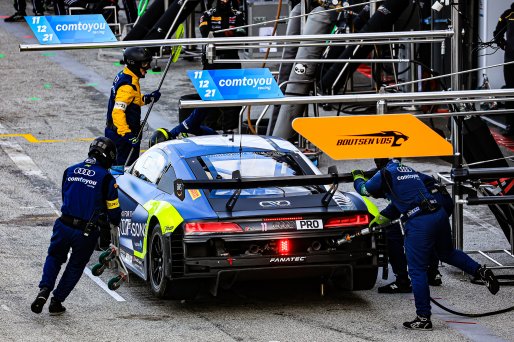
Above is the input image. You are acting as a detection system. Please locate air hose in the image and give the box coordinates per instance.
[430,296,514,318]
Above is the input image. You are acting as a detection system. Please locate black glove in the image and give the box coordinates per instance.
[496,37,506,50]
[143,90,161,105]
[124,132,139,147]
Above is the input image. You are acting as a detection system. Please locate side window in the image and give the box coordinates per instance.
[132,150,167,184]
[157,164,177,194]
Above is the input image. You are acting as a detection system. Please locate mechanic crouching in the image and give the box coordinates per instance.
[352,158,500,331]
[371,161,454,294]
[31,137,121,315]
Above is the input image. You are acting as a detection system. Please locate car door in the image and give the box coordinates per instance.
[116,149,169,279]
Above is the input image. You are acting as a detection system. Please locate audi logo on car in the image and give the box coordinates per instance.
[73,168,95,177]
[259,200,291,207]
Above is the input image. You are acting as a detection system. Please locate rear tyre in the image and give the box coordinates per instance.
[352,267,378,291]
[148,225,200,300]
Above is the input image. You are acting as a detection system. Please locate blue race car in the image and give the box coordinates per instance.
[114,134,383,299]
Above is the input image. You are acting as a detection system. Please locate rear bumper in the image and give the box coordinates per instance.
[181,252,376,295]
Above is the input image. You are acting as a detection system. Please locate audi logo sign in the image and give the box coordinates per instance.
[259,200,291,207]
[73,168,95,177]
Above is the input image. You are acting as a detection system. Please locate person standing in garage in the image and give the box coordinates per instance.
[31,137,121,315]
[494,2,514,136]
[352,158,500,331]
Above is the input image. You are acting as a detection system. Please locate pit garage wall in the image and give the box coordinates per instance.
[478,0,511,90]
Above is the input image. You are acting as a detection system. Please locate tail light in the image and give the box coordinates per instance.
[185,222,243,234]
[278,239,290,254]
[325,214,369,228]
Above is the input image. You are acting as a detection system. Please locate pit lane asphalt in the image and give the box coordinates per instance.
[1,4,514,342]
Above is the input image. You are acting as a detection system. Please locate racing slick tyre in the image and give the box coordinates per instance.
[352,267,379,291]
[149,225,200,300]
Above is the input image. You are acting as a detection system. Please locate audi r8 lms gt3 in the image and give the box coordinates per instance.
[113,134,382,300]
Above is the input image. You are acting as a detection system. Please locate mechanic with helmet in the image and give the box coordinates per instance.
[147,108,219,147]
[370,159,453,294]
[105,47,161,166]
[31,137,122,315]
[352,158,500,331]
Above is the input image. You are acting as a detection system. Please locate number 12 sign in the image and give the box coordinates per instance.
[187,68,283,101]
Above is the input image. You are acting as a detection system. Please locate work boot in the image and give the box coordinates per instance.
[4,12,27,22]
[48,297,66,316]
[476,265,500,295]
[377,280,412,294]
[30,287,50,314]
[403,315,433,331]
[428,270,442,286]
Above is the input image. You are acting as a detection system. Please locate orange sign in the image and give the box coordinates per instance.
[292,114,453,160]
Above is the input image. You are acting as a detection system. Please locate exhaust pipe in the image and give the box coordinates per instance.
[308,241,322,253]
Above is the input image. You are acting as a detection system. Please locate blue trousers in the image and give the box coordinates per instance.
[386,223,439,281]
[404,208,480,317]
[39,219,99,302]
[170,108,217,138]
[105,127,140,166]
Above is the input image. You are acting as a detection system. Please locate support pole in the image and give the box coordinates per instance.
[450,3,463,250]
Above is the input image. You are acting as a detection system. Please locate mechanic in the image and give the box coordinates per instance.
[105,47,161,166]
[270,1,371,140]
[31,137,121,315]
[370,159,453,294]
[148,109,219,147]
[494,2,514,136]
[4,0,45,22]
[352,158,500,331]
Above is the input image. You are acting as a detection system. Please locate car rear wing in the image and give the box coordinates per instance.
[174,167,376,210]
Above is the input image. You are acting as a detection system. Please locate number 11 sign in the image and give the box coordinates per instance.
[187,68,283,101]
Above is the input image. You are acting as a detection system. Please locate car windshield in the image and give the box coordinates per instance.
[200,151,322,197]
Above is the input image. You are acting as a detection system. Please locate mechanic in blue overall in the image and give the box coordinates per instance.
[105,47,161,166]
[31,137,122,315]
[352,158,500,330]
[371,159,454,294]
[147,110,218,147]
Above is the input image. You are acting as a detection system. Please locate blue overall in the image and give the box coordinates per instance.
[39,157,121,302]
[380,175,454,281]
[169,108,217,138]
[354,160,480,318]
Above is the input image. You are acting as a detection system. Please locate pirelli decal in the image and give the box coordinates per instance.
[106,198,120,209]
[292,114,453,160]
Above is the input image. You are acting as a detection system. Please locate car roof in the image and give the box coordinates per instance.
[157,134,300,158]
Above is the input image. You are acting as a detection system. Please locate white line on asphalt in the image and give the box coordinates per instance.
[0,123,125,302]
[83,267,126,302]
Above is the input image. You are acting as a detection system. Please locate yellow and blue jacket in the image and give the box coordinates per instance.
[106,67,144,136]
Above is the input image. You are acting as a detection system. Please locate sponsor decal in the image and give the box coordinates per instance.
[270,256,306,263]
[259,200,291,208]
[106,198,120,209]
[397,174,420,181]
[74,167,95,177]
[296,219,323,230]
[336,131,408,147]
[67,176,97,187]
[188,189,202,200]
[119,210,145,237]
[292,114,453,160]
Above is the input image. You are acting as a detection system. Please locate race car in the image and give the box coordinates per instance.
[113,134,383,299]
